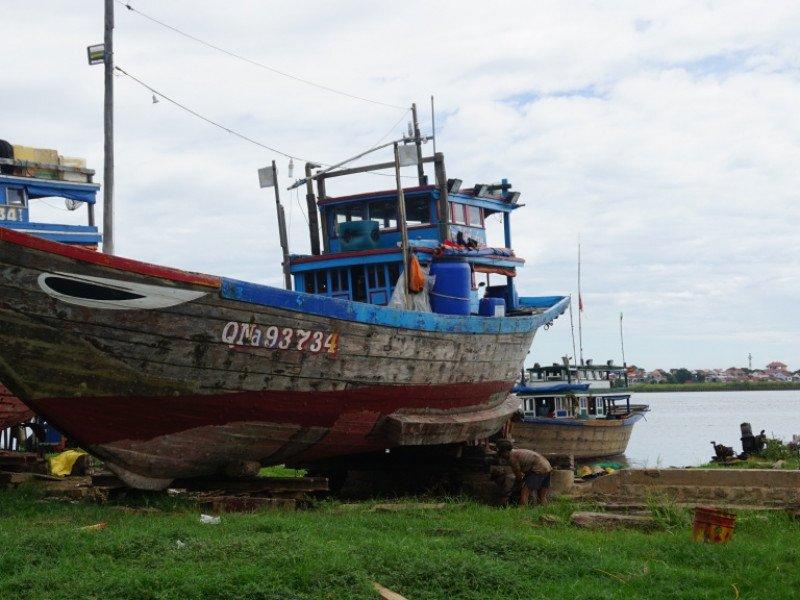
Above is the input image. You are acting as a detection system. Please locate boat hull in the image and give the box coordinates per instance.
[0,384,33,430]
[0,228,566,488]
[511,414,643,459]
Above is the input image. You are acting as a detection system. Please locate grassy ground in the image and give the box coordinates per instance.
[258,465,306,478]
[628,381,800,393]
[701,456,800,470]
[2,488,799,599]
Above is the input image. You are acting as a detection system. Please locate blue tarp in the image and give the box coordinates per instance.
[25,182,97,204]
[513,382,590,394]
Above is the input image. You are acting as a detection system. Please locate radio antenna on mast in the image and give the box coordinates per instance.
[577,242,584,366]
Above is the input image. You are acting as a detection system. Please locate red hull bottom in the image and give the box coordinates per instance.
[0,384,33,430]
[28,381,513,489]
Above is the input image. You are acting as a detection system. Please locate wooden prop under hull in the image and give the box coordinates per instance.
[0,228,567,489]
[511,416,642,459]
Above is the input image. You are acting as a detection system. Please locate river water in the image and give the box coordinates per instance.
[623,390,800,467]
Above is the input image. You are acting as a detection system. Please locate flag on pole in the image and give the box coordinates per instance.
[578,294,584,312]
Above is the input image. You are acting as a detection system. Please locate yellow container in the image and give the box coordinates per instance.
[12,145,59,179]
[12,145,59,165]
[59,155,89,182]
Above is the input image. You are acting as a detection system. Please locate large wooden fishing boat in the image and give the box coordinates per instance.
[0,141,101,434]
[0,141,568,489]
[512,361,648,458]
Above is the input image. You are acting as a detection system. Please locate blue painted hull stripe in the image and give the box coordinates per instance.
[520,414,644,427]
[221,278,569,334]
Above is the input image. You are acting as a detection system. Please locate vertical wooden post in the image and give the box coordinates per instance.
[393,143,411,308]
[102,0,114,255]
[304,162,321,255]
[272,161,292,290]
[434,152,448,242]
[430,95,436,155]
[411,103,426,186]
[317,177,328,252]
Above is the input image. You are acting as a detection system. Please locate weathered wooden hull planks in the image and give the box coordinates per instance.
[511,415,643,459]
[0,228,567,488]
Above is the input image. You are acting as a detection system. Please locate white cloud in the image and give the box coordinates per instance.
[2,0,799,369]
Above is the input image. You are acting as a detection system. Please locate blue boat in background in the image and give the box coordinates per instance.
[512,360,649,459]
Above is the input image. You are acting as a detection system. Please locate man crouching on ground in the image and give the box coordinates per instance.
[496,440,552,506]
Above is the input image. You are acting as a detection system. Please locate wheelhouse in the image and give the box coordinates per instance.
[0,143,101,247]
[287,146,534,316]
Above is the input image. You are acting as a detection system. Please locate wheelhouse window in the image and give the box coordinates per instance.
[334,204,364,224]
[450,202,466,224]
[404,197,430,226]
[4,187,27,206]
[330,268,348,293]
[466,205,483,227]
[368,200,397,229]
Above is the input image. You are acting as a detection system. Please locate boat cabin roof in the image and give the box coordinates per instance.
[0,162,101,246]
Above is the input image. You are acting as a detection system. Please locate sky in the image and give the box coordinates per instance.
[1,1,799,371]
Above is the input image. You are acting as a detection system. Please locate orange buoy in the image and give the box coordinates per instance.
[692,507,736,543]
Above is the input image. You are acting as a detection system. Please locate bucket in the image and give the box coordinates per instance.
[692,506,736,543]
[479,297,505,317]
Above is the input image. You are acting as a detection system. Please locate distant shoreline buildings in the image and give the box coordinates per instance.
[624,361,799,385]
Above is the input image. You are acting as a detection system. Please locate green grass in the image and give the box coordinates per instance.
[258,464,307,478]
[1,489,799,599]
[629,381,800,393]
[702,457,800,469]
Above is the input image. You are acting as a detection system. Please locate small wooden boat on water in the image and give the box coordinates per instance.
[511,361,649,458]
[0,142,569,489]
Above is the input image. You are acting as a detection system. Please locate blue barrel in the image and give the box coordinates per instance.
[429,258,471,315]
[479,297,506,317]
[337,220,380,251]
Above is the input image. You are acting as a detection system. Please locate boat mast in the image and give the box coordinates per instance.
[393,142,411,308]
[411,103,426,185]
[568,293,579,380]
[103,0,115,255]
[619,311,628,387]
[577,242,584,365]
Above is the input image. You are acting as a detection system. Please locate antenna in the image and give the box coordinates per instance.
[430,95,436,155]
[568,293,579,381]
[577,242,584,366]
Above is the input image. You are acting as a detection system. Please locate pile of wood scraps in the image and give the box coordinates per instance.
[0,450,46,474]
[172,476,330,512]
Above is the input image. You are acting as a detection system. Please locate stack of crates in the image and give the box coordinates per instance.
[10,145,89,183]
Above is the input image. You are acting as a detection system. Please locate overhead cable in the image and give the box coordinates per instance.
[115,66,316,162]
[117,1,407,110]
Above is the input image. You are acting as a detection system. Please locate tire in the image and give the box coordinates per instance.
[0,139,13,174]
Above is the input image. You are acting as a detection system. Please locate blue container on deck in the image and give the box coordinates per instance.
[429,258,471,315]
[337,220,380,251]
[479,297,506,317]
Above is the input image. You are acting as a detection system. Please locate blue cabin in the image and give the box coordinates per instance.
[287,149,539,316]
[0,144,101,247]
